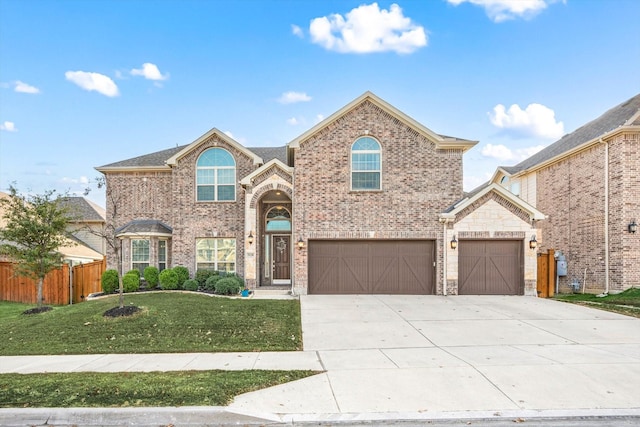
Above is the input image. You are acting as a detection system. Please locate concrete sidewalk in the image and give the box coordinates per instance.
[2,295,640,425]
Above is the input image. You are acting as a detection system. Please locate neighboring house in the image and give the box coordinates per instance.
[96,92,544,296]
[487,93,640,294]
[60,197,107,256]
[0,192,104,264]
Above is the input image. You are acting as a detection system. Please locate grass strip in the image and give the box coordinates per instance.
[0,370,317,407]
[553,288,640,318]
[0,293,302,355]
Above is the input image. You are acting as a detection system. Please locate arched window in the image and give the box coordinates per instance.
[351,136,381,190]
[196,148,236,201]
[266,206,291,232]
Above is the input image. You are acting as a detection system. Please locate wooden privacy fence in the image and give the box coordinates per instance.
[536,249,556,298]
[0,258,105,305]
[72,258,106,303]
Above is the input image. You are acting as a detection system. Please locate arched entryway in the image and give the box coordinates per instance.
[258,191,292,286]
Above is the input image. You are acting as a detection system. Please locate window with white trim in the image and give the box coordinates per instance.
[196,238,236,273]
[131,239,150,274]
[351,137,381,190]
[158,240,167,271]
[196,148,236,201]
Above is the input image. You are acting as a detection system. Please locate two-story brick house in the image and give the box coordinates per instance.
[97,92,544,295]
[487,93,640,294]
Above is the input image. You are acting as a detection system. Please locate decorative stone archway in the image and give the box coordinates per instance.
[243,171,293,288]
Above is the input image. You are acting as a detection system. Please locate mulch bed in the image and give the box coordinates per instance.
[103,305,142,318]
[22,306,53,315]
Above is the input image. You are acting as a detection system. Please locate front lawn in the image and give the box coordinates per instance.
[553,287,640,318]
[0,370,316,407]
[0,293,302,355]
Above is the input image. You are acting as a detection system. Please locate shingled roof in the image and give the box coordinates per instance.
[97,145,287,170]
[60,197,106,222]
[115,219,173,237]
[508,93,640,175]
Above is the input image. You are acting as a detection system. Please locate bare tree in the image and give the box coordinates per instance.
[85,176,126,309]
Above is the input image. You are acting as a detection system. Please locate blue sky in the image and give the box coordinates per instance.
[1,0,639,207]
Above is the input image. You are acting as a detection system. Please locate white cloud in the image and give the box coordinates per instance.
[309,3,427,54]
[224,131,234,139]
[489,103,564,139]
[60,176,90,185]
[287,117,299,125]
[14,81,40,94]
[447,0,559,23]
[278,91,312,104]
[464,172,493,191]
[291,24,304,38]
[315,114,325,123]
[65,71,119,97]
[0,121,17,132]
[130,63,169,81]
[481,143,546,162]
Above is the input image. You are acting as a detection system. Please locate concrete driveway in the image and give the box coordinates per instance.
[230,295,640,421]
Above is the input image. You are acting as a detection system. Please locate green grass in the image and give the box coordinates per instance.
[0,293,302,355]
[554,287,640,318]
[0,370,317,407]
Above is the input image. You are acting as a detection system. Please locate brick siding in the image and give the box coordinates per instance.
[292,100,464,294]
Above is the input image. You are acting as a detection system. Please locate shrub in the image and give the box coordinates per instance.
[204,274,222,291]
[214,277,242,295]
[143,266,159,288]
[183,279,199,291]
[195,269,215,286]
[226,273,245,289]
[126,269,141,278]
[173,266,190,289]
[122,272,140,293]
[101,269,119,294]
[159,268,179,290]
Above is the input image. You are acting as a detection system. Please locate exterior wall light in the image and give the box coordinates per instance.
[629,220,638,234]
[297,237,305,249]
[529,235,538,249]
[450,236,458,250]
[247,231,254,245]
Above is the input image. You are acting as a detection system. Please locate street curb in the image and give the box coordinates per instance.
[2,407,640,426]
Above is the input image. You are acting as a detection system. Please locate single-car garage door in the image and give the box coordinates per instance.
[308,240,435,294]
[458,240,523,295]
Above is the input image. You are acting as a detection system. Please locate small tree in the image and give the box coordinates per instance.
[84,176,128,310]
[0,186,72,308]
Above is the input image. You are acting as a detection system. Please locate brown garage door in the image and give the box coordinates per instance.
[308,240,435,294]
[458,240,523,295]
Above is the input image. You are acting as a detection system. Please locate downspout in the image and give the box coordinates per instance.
[601,138,610,295]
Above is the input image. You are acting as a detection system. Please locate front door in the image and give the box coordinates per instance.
[272,235,291,283]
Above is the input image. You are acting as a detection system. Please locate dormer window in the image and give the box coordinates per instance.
[196,148,236,201]
[351,137,381,191]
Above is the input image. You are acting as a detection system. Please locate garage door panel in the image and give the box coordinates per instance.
[309,240,435,295]
[341,256,369,293]
[459,240,523,295]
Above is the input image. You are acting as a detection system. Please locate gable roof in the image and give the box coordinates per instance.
[96,142,286,173]
[59,197,106,222]
[239,158,293,186]
[96,145,186,172]
[505,93,640,177]
[166,128,263,166]
[287,91,478,152]
[441,183,545,222]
